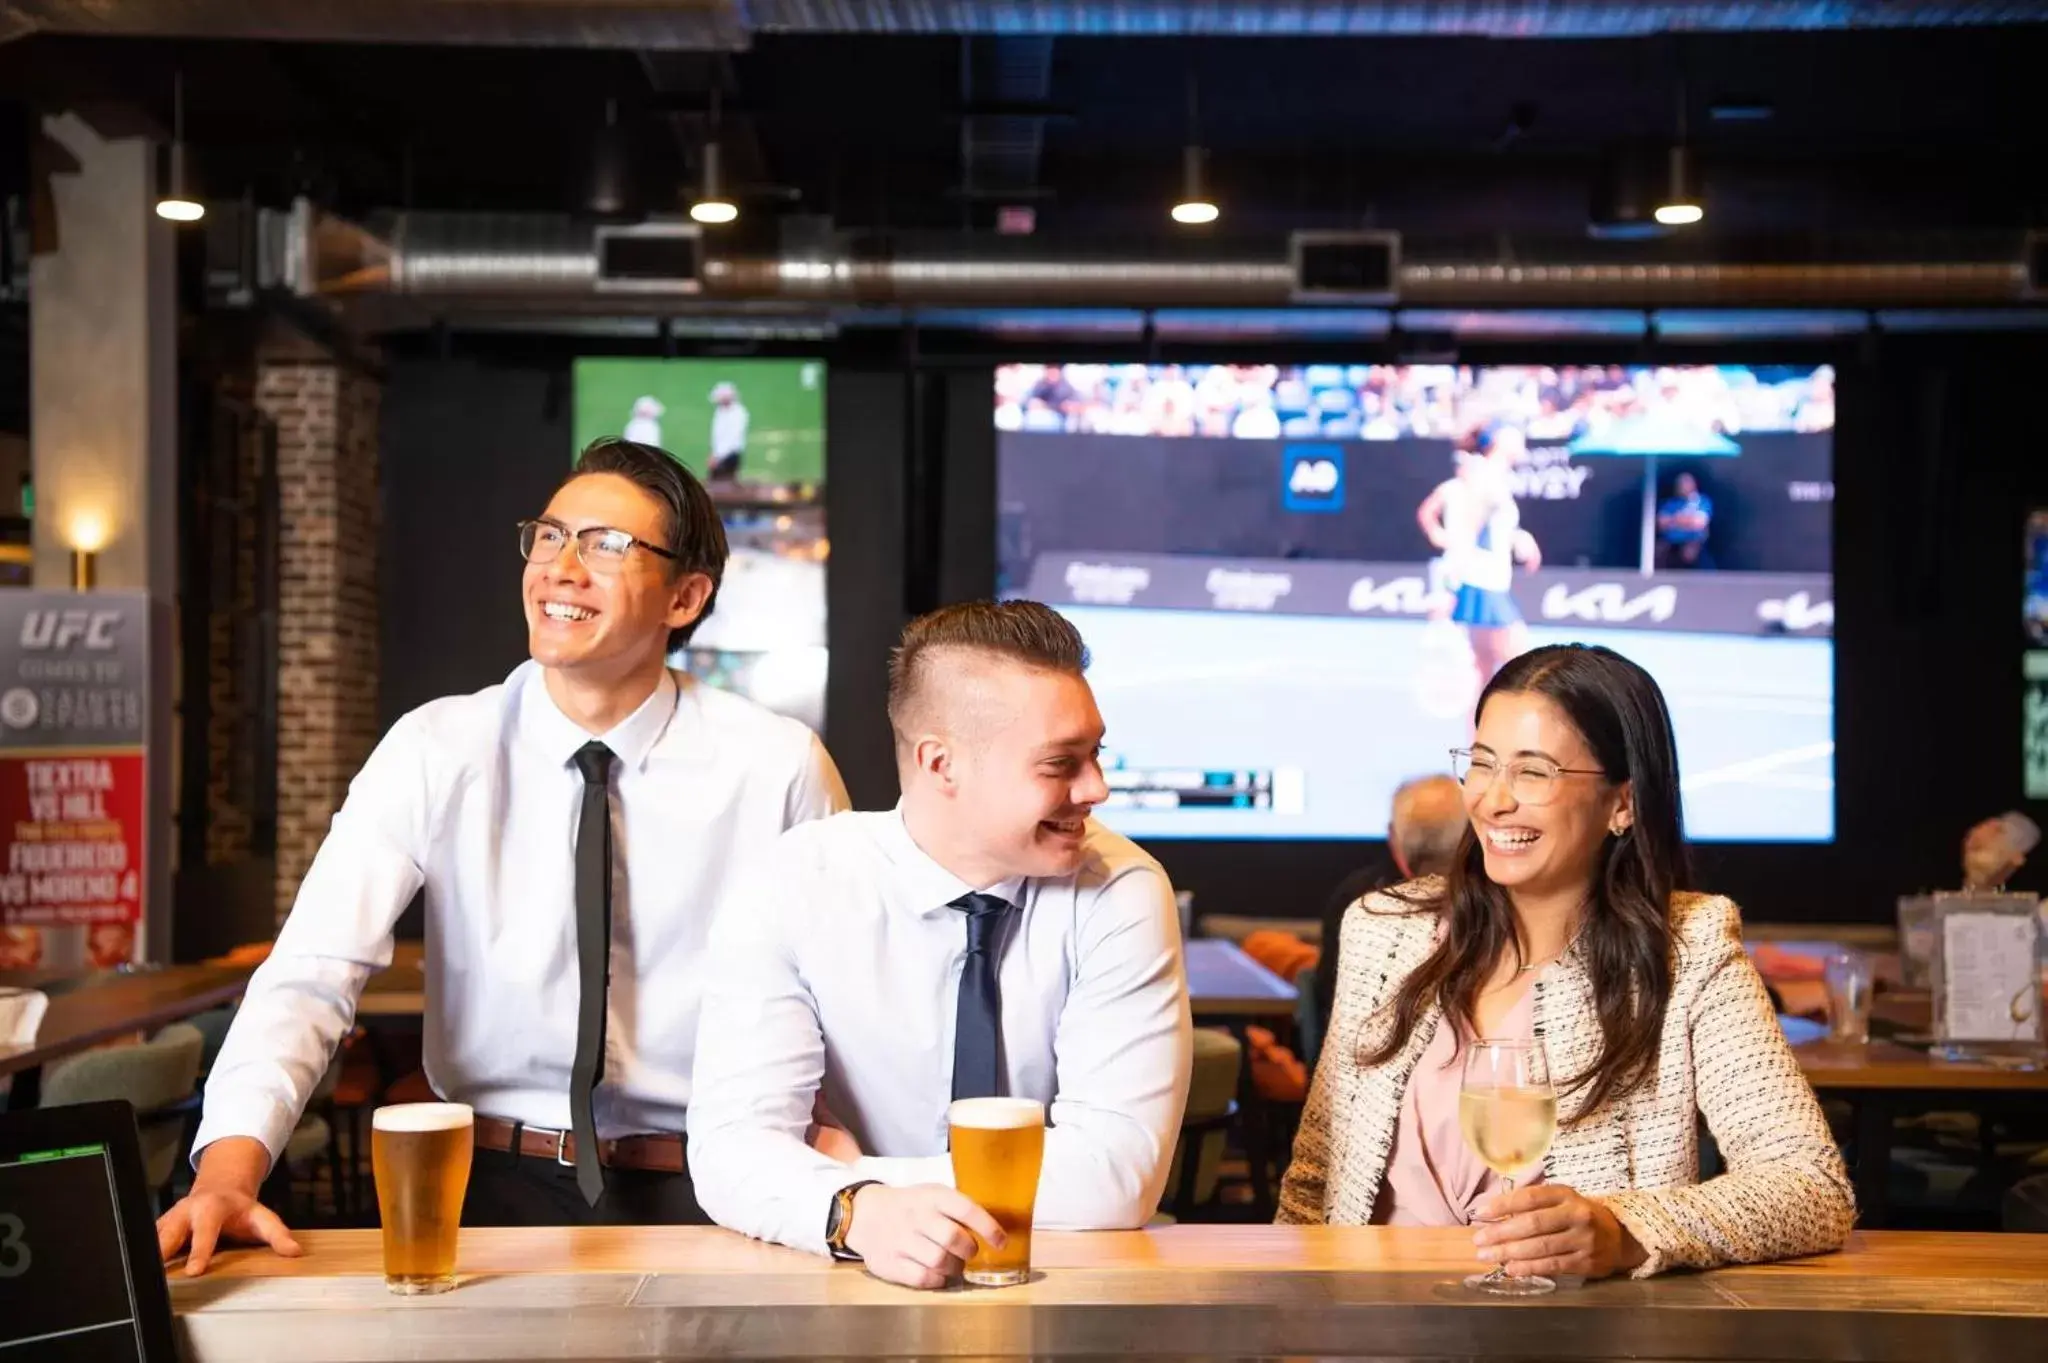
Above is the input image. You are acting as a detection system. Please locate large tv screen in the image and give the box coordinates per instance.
[574,357,827,731]
[996,362,1835,842]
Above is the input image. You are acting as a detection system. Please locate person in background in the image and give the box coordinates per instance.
[708,382,749,482]
[688,601,1192,1289]
[1961,814,2033,889]
[159,438,847,1275]
[1655,471,1714,570]
[1312,775,1467,1040]
[1281,644,1853,1279]
[623,395,665,447]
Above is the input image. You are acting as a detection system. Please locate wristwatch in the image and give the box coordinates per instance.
[825,1180,880,1261]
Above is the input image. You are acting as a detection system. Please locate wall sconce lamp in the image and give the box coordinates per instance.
[68,511,108,591]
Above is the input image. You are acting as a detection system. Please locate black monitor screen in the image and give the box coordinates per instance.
[0,1140,154,1360]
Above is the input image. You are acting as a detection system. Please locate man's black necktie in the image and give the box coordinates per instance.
[569,741,615,1207]
[950,892,1013,1102]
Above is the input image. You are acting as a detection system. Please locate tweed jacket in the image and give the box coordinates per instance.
[1277,883,1855,1276]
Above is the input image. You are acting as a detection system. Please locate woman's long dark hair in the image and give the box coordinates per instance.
[1359,643,1692,1121]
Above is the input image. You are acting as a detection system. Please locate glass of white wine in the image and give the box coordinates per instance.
[1458,1038,1559,1296]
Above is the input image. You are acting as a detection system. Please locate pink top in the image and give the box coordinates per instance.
[1369,986,1545,1227]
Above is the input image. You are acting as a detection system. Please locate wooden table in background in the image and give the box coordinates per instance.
[1793,1029,2048,1227]
[1183,937,1297,1019]
[171,1224,2048,1362]
[0,962,254,1109]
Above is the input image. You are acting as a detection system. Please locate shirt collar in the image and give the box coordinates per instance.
[881,804,1028,918]
[518,662,679,774]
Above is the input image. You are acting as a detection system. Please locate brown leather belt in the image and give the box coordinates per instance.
[473,1115,687,1174]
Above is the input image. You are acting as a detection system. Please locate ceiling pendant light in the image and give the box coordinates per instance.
[1653,69,1702,227]
[1170,62,1217,226]
[155,71,204,223]
[1654,144,1703,226]
[689,88,738,225]
[1171,144,1218,225]
[689,141,738,225]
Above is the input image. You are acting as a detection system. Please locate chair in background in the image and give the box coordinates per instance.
[1294,963,1324,1073]
[1163,1027,1245,1221]
[41,1023,205,1211]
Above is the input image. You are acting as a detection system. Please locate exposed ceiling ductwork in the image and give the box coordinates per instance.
[0,1,746,48]
[260,204,2033,317]
[5,0,2046,46]
[753,1,2048,36]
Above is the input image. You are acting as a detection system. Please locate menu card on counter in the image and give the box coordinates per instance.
[1933,895,2044,1043]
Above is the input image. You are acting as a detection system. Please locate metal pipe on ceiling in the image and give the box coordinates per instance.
[304,209,2029,309]
[8,0,2048,45]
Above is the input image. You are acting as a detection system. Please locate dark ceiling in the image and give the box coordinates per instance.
[1,23,2044,242]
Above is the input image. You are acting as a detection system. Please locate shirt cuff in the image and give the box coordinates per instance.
[190,1096,296,1175]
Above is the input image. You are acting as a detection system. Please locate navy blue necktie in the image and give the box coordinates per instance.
[950,892,1013,1101]
[569,741,615,1207]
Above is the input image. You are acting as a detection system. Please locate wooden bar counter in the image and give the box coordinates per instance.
[172,1225,2048,1362]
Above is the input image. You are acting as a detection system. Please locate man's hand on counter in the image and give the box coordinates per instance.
[156,1136,304,1277]
[842,1184,1005,1290]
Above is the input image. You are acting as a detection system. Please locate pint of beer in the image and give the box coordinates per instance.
[371,1102,474,1295]
[947,1097,1045,1287]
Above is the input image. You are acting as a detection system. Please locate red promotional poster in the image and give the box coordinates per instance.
[0,751,145,929]
[0,591,152,970]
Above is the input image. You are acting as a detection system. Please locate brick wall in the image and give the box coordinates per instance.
[255,353,381,922]
[200,371,261,869]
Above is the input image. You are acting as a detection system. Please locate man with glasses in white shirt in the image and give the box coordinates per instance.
[159,438,846,1275]
[688,601,1192,1289]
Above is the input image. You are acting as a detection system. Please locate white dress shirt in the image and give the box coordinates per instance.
[687,808,1192,1255]
[194,660,847,1165]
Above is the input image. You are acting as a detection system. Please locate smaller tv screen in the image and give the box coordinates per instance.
[573,358,827,731]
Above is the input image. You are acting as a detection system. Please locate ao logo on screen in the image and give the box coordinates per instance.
[1281,445,1345,513]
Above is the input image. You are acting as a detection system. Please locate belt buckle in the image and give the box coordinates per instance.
[555,1129,574,1167]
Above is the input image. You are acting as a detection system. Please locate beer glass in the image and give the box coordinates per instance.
[1458,1040,1557,1296]
[947,1097,1045,1287]
[371,1102,473,1295]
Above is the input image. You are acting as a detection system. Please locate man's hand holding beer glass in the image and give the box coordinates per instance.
[840,1184,1008,1290]
[155,1136,302,1276]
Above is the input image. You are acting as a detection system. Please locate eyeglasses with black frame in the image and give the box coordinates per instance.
[518,518,678,574]
[1450,747,1607,807]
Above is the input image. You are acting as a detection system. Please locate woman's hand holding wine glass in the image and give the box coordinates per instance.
[1470,1184,1647,1282]
[1458,1040,1648,1287]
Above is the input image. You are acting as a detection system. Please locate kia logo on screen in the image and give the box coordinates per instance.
[1347,575,1432,616]
[1540,583,1678,625]
[1757,591,1834,632]
[1281,444,1345,513]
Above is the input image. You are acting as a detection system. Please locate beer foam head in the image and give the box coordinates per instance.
[948,1097,1045,1130]
[373,1101,473,1133]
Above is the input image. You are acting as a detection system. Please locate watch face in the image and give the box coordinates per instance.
[827,1188,850,1244]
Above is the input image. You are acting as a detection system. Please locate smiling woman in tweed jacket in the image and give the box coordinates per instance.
[1279,644,1853,1281]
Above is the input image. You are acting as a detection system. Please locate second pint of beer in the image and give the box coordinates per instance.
[371,1102,474,1295]
[947,1097,1045,1287]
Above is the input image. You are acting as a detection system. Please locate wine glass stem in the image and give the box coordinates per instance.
[1482,1176,1515,1283]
